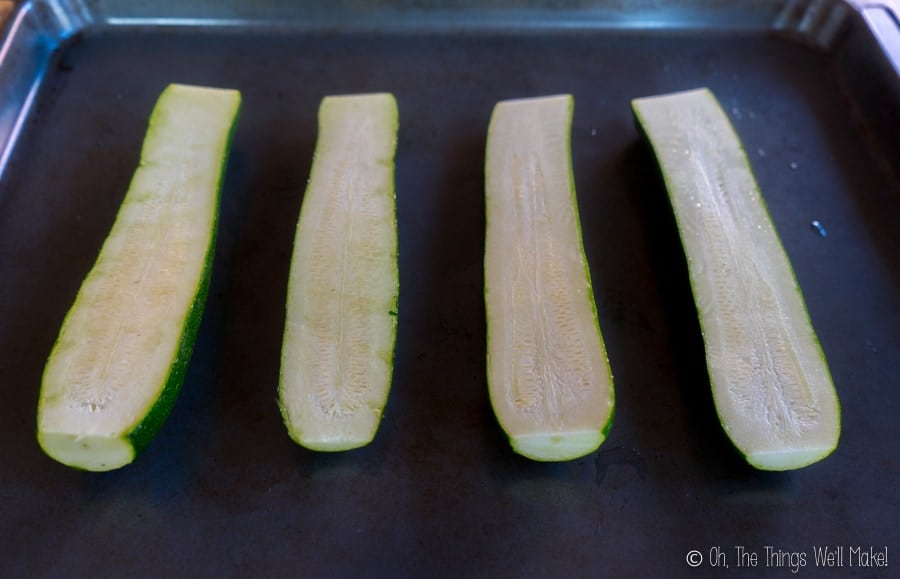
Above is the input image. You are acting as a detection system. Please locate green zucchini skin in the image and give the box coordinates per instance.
[124,208,216,458]
[126,94,241,458]
[484,94,615,462]
[37,84,241,471]
[632,88,840,471]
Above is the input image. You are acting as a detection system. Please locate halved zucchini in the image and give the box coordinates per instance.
[485,95,615,461]
[632,87,840,470]
[278,93,399,451]
[37,84,241,471]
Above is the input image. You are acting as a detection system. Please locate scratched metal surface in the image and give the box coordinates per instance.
[0,1,898,576]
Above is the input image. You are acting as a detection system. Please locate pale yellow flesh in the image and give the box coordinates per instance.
[485,95,614,462]
[633,88,840,470]
[38,84,241,471]
[279,93,398,451]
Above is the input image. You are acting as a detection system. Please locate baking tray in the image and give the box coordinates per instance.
[1,0,898,576]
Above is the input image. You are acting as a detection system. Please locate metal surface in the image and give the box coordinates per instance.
[1,1,898,577]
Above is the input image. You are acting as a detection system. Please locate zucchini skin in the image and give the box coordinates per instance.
[37,85,241,470]
[125,94,241,457]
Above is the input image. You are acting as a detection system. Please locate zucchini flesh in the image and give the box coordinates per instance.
[632,88,840,471]
[38,84,241,471]
[279,93,399,451]
[485,95,614,461]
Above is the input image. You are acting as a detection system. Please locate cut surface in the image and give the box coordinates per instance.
[279,93,399,452]
[37,433,134,473]
[485,95,614,462]
[511,430,608,463]
[632,87,840,471]
[38,84,241,471]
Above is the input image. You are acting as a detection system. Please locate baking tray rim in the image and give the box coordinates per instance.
[0,0,898,192]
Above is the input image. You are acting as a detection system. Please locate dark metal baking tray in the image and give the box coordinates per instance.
[1,1,898,576]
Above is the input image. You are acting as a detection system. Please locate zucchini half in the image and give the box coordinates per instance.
[485,95,615,461]
[278,93,399,451]
[37,84,241,471]
[632,88,840,470]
